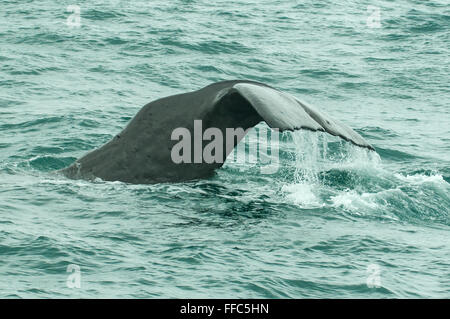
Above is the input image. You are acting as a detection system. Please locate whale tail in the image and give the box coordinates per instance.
[61,80,374,184]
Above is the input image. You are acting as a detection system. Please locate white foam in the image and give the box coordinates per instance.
[394,173,447,185]
[331,190,380,211]
[282,183,323,208]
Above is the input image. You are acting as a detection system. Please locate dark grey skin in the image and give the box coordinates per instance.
[60,80,374,184]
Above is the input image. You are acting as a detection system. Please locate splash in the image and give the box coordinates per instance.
[280,130,449,226]
[281,130,382,209]
[289,130,381,184]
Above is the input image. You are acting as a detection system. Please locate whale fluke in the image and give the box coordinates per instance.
[61,80,373,184]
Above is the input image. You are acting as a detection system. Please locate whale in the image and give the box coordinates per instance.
[60,80,374,184]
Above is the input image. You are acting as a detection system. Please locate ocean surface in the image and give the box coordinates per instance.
[0,0,449,298]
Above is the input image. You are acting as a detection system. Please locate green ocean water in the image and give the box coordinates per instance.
[0,0,449,298]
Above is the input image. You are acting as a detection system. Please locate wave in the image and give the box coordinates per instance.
[278,130,449,226]
[3,121,448,228]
